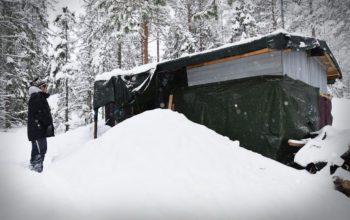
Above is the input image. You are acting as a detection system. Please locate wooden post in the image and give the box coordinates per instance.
[168,95,173,110]
[280,0,285,29]
[94,109,98,139]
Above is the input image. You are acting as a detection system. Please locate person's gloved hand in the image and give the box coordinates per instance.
[46,124,55,137]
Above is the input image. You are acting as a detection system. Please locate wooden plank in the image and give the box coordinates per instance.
[168,94,173,110]
[327,67,338,77]
[320,92,332,100]
[187,48,274,70]
[325,54,337,70]
[288,139,307,148]
[319,55,341,80]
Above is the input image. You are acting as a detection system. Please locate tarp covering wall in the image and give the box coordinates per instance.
[92,30,341,163]
[173,76,320,163]
[93,69,156,110]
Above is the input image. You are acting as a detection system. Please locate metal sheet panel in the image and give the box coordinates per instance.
[187,51,283,86]
[283,51,327,93]
[282,51,309,84]
[187,50,327,93]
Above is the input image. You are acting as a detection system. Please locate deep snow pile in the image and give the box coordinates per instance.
[294,97,350,177]
[1,109,350,219]
[294,126,350,167]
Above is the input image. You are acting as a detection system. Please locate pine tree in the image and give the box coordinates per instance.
[51,7,76,132]
[254,0,282,34]
[163,0,220,59]
[321,0,350,97]
[163,0,196,59]
[191,0,220,50]
[73,0,100,125]
[0,0,51,129]
[227,0,257,42]
[280,0,350,97]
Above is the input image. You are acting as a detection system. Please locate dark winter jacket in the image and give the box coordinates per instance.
[27,87,54,141]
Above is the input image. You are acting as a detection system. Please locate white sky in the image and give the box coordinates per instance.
[48,0,85,23]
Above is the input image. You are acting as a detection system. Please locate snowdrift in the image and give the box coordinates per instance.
[294,96,350,172]
[1,109,350,220]
[294,126,350,167]
[332,97,350,130]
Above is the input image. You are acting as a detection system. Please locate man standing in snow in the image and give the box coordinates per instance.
[27,79,54,173]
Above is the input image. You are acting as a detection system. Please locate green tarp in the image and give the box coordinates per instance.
[92,30,339,164]
[93,70,155,110]
[173,76,320,163]
[94,73,320,163]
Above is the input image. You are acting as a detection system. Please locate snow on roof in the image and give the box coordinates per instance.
[95,30,296,82]
[95,62,157,81]
[161,29,317,64]
[95,29,339,82]
[183,29,292,58]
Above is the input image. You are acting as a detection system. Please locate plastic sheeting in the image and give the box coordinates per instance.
[173,76,320,163]
[93,69,155,110]
[92,31,340,164]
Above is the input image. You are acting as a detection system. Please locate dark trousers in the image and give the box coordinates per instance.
[30,138,47,172]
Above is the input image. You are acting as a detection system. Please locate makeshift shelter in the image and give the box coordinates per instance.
[93,31,342,164]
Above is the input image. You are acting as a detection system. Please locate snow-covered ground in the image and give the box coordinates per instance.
[1,99,350,220]
[294,97,350,170]
[332,97,350,130]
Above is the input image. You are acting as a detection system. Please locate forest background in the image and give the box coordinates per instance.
[1,0,349,131]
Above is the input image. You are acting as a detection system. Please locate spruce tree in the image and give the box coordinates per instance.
[51,7,76,132]
[227,0,257,42]
[0,0,51,129]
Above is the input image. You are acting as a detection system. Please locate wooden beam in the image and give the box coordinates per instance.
[320,92,332,100]
[319,55,341,80]
[325,54,337,70]
[168,94,173,110]
[288,139,307,148]
[187,48,274,70]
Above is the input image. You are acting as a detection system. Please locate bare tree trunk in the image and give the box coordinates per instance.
[140,34,144,64]
[65,21,69,132]
[280,0,285,29]
[117,42,122,68]
[309,0,316,37]
[143,17,149,64]
[187,0,192,32]
[4,98,10,129]
[156,8,160,62]
[198,1,203,51]
[271,0,277,30]
[65,77,69,132]
[157,31,160,62]
[117,22,122,68]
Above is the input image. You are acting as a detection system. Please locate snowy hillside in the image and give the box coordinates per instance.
[1,102,350,219]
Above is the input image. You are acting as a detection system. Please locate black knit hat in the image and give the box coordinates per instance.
[30,77,46,88]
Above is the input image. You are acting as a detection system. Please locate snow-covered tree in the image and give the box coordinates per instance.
[226,0,257,42]
[72,0,100,126]
[278,0,350,97]
[163,0,221,59]
[162,0,196,59]
[0,0,51,129]
[51,7,76,132]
